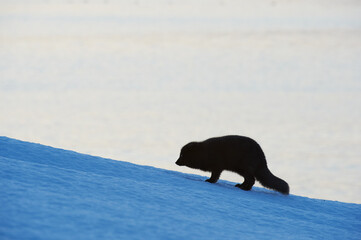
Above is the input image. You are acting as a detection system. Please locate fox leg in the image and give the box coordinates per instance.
[235,174,255,191]
[206,170,222,183]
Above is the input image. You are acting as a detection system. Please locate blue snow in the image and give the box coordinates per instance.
[1,136,360,240]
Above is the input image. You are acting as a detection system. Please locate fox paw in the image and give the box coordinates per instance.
[206,178,217,183]
[235,184,252,191]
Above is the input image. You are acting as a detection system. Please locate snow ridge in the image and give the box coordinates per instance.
[1,136,360,240]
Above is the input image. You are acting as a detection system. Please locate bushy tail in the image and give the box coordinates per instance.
[255,166,289,195]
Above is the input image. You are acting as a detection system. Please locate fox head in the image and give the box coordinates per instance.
[175,142,204,169]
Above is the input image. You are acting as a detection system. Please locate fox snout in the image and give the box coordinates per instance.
[175,158,184,166]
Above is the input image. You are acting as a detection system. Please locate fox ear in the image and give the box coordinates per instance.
[187,141,200,150]
[188,141,199,146]
[182,141,201,153]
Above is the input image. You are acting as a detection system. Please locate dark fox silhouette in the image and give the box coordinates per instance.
[176,135,289,194]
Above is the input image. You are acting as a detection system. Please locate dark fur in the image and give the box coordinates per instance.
[176,135,289,194]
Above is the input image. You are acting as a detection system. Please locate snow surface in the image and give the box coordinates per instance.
[1,137,360,240]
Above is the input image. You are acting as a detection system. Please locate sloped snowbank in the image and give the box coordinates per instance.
[1,137,360,239]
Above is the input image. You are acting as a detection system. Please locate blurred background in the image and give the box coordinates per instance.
[0,0,360,203]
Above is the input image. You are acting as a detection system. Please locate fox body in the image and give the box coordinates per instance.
[176,135,289,194]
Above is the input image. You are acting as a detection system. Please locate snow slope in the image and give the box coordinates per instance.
[1,137,360,240]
